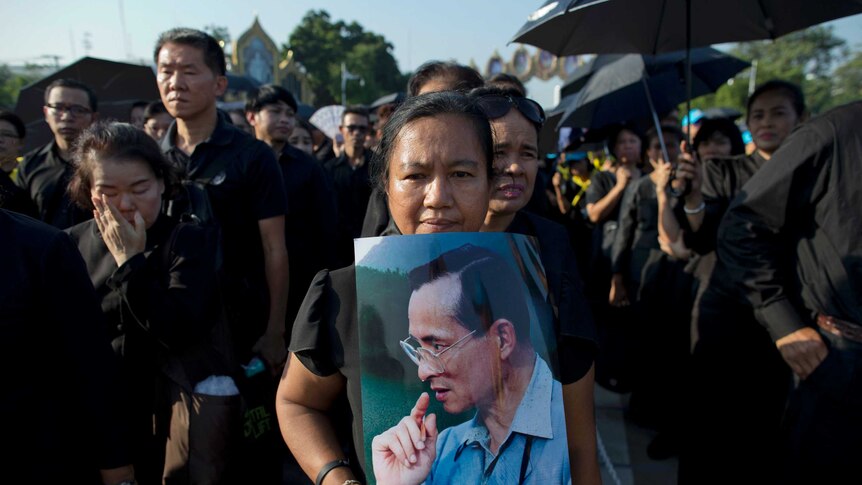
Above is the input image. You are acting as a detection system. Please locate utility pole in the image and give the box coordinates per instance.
[748,59,758,96]
[341,62,361,106]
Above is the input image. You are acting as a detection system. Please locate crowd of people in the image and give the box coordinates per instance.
[1,26,859,485]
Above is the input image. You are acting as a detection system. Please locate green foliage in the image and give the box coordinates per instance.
[284,10,408,106]
[0,64,40,110]
[832,50,862,107]
[687,26,860,118]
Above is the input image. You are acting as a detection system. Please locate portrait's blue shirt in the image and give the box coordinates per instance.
[424,356,571,485]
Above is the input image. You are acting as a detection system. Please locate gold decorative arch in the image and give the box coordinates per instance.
[232,16,280,85]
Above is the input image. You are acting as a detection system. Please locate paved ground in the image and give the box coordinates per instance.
[595,385,678,485]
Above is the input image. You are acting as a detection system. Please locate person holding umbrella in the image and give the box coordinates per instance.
[659,80,807,483]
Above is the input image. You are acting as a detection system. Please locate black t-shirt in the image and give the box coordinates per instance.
[323,151,373,268]
[16,141,91,229]
[162,113,288,350]
[279,144,338,330]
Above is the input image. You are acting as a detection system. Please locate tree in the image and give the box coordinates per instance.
[689,26,852,116]
[0,64,40,110]
[284,10,408,106]
[831,50,862,107]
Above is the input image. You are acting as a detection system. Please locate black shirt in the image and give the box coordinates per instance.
[279,143,338,329]
[717,101,862,341]
[161,113,288,350]
[16,140,91,229]
[683,151,768,254]
[0,169,37,217]
[0,210,129,474]
[323,150,373,268]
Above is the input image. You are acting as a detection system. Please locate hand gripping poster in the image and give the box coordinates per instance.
[355,233,573,485]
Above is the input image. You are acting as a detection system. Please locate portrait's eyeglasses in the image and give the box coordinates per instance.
[400,330,477,374]
[45,103,93,117]
[475,94,546,126]
[0,131,21,140]
[344,124,369,133]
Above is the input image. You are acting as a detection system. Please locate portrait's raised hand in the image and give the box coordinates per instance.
[92,194,146,267]
[372,392,438,485]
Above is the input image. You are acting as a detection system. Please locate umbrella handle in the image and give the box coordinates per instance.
[641,77,671,165]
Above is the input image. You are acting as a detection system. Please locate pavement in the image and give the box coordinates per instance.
[595,385,678,485]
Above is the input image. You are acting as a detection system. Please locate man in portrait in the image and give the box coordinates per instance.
[371,244,570,485]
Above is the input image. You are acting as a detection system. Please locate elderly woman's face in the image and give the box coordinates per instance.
[387,114,490,234]
[89,157,165,229]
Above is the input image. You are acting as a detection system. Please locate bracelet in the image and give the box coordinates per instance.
[683,201,706,214]
[315,458,350,485]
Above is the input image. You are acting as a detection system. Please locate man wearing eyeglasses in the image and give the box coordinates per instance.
[324,105,374,268]
[17,78,97,228]
[372,245,570,485]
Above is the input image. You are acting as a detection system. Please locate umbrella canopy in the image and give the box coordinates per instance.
[557,47,749,129]
[513,0,862,55]
[14,56,160,152]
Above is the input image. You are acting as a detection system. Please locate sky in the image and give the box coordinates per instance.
[2,0,861,108]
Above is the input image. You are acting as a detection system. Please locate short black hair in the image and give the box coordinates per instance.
[131,100,149,111]
[154,28,226,76]
[606,123,644,160]
[407,61,485,97]
[371,91,493,193]
[44,79,98,112]
[341,105,370,125]
[693,118,745,157]
[0,111,26,139]
[245,84,298,114]
[487,73,526,97]
[747,79,806,119]
[408,243,531,341]
[143,101,168,121]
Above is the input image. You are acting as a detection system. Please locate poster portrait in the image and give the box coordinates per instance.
[355,233,572,484]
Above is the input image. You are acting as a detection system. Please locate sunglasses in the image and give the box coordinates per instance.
[475,94,546,126]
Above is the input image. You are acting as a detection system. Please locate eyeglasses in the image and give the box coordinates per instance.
[0,131,21,140]
[475,94,546,126]
[344,124,369,133]
[45,103,92,117]
[400,330,477,374]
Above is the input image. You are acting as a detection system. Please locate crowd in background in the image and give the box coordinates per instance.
[1,25,860,485]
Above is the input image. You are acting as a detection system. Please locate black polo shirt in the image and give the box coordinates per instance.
[161,113,288,343]
[16,140,91,229]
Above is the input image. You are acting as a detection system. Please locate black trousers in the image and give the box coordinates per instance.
[678,290,791,485]
[780,329,862,485]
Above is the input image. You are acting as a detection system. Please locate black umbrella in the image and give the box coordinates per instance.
[513,0,862,56]
[557,47,749,130]
[14,57,160,152]
[514,0,862,152]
